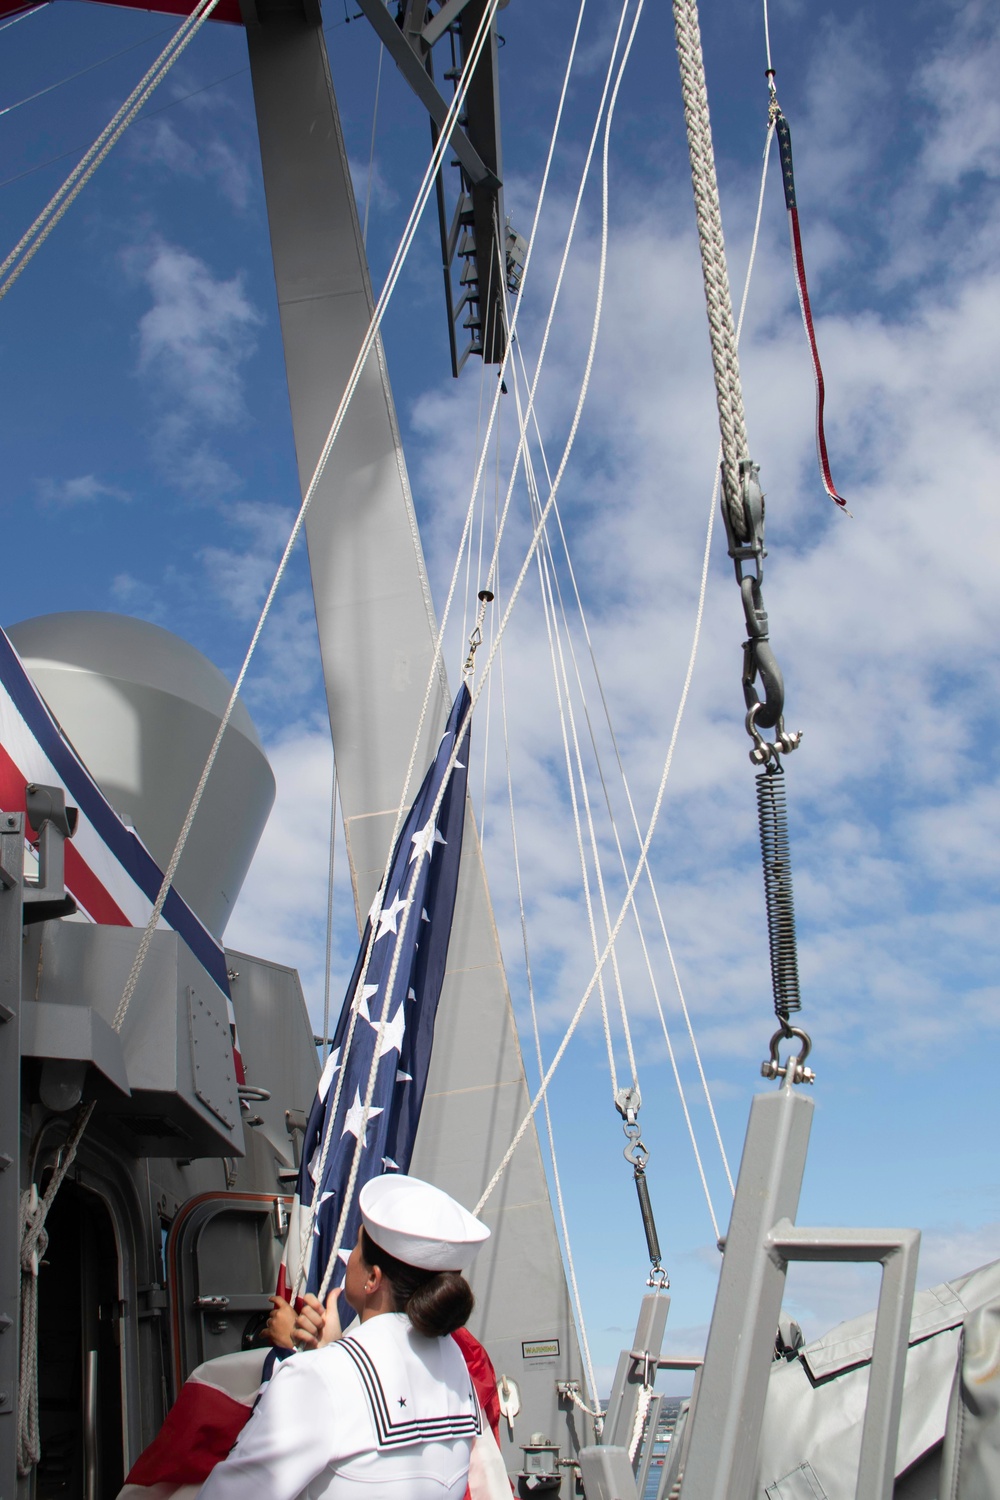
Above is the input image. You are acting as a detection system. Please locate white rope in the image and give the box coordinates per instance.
[763,0,775,76]
[548,576,639,1096]
[629,1382,654,1463]
[472,0,636,613]
[0,0,222,301]
[475,244,500,850]
[0,4,49,34]
[505,354,624,1099]
[310,0,645,1290]
[0,23,176,121]
[564,1384,605,1423]
[321,760,339,1062]
[545,467,728,1233]
[512,341,726,1242]
[671,0,750,539]
[481,115,779,1225]
[511,343,726,1230]
[362,43,384,246]
[340,0,591,935]
[472,217,771,1216]
[497,624,603,1418]
[294,0,593,1294]
[110,0,502,1042]
[18,1102,96,1474]
[473,365,708,1218]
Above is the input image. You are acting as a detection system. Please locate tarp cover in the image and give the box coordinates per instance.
[755,1259,1000,1499]
[939,1295,1000,1499]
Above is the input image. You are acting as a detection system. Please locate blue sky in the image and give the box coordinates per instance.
[2,0,999,1394]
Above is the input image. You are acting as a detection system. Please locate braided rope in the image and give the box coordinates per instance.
[671,0,750,537]
[564,1382,605,1424]
[18,1102,96,1474]
[629,1382,654,1462]
[0,0,221,301]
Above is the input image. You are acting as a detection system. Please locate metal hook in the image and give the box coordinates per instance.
[624,1131,648,1169]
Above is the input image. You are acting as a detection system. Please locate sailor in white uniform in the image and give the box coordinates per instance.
[195,1176,490,1500]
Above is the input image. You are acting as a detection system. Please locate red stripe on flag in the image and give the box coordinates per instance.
[787,205,847,510]
[125,1380,256,1485]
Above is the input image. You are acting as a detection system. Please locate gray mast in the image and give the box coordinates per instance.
[240,0,587,1476]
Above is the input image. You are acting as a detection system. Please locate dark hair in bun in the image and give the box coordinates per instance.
[361,1227,474,1337]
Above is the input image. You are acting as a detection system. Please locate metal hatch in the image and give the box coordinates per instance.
[166,1192,293,1385]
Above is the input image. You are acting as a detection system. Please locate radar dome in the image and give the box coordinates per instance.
[6,612,275,940]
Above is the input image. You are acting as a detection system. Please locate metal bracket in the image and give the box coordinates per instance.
[353,0,496,188]
[352,0,509,372]
[614,1086,641,1127]
[23,785,78,924]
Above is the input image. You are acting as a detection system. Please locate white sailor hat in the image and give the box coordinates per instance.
[359,1174,490,1273]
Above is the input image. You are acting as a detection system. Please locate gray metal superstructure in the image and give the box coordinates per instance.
[2,615,322,1500]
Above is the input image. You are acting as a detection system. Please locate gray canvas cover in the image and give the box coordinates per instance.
[754,1259,1000,1500]
[939,1294,1000,1499]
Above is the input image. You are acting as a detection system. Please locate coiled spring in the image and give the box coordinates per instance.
[756,764,801,1022]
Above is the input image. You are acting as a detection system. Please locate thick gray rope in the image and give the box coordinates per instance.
[18,1102,96,1474]
[672,0,751,538]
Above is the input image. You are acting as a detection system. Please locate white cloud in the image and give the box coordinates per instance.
[915,5,1000,187]
[349,155,397,226]
[128,119,254,211]
[131,239,262,427]
[36,474,130,506]
[224,719,359,1029]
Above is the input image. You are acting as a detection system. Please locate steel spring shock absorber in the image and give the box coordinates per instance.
[756,762,801,1024]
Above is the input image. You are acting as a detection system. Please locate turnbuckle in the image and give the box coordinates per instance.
[615,1089,669,1288]
[761,1025,815,1086]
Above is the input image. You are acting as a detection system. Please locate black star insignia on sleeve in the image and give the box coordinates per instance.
[398,1397,407,1408]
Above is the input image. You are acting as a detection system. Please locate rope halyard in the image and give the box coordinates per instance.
[297,0,600,1300]
[330,0,644,1261]
[494,513,603,1416]
[473,71,781,1227]
[673,0,813,1074]
[671,0,750,539]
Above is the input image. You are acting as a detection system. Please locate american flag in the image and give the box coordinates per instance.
[277,683,471,1305]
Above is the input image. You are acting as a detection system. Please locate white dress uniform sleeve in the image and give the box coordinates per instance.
[194,1356,340,1500]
